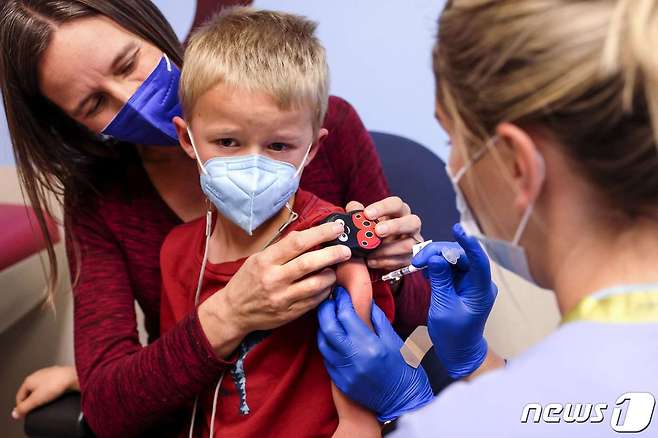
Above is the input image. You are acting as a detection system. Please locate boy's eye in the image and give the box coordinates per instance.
[269,143,288,152]
[214,138,238,148]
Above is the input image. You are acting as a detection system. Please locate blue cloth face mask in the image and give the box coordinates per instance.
[446,138,545,285]
[187,127,312,235]
[101,54,182,145]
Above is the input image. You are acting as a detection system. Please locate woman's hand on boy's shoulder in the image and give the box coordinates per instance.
[198,222,353,358]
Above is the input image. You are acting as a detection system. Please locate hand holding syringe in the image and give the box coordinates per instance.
[380,240,465,282]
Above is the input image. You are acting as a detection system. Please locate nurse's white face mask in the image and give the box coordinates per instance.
[446,137,545,285]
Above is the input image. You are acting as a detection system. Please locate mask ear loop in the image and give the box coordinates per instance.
[451,138,492,184]
[511,150,546,245]
[512,204,533,245]
[261,141,312,250]
[284,141,313,211]
[293,141,314,178]
[187,127,209,176]
[163,53,172,72]
[288,141,314,210]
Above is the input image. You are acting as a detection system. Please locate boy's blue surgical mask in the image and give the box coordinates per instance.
[446,138,545,285]
[101,54,182,145]
[187,127,312,235]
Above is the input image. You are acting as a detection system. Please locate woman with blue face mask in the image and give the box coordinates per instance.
[0,1,428,435]
[317,0,658,436]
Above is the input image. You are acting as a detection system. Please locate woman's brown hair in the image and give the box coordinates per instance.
[0,0,184,298]
[434,0,658,218]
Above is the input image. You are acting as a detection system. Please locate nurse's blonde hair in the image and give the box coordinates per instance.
[180,6,329,132]
[434,0,658,217]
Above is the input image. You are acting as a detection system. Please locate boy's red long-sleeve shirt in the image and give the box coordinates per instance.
[67,96,430,437]
[160,189,394,437]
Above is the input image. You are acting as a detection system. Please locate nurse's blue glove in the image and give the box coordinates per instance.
[412,223,498,379]
[317,287,434,422]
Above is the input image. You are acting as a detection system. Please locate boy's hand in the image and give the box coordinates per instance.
[346,197,422,271]
[13,366,79,419]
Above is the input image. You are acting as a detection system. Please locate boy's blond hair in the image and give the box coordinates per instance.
[180,6,329,131]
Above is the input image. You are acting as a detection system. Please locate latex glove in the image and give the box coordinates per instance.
[412,223,498,379]
[317,287,434,422]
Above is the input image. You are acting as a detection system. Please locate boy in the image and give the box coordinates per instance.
[160,7,394,437]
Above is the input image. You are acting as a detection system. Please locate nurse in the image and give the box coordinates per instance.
[317,0,658,436]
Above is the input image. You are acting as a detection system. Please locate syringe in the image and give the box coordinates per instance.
[380,245,462,282]
[381,264,426,282]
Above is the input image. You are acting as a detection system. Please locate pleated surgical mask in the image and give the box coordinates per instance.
[446,138,544,285]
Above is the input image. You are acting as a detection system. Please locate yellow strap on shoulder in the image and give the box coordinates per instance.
[562,290,658,324]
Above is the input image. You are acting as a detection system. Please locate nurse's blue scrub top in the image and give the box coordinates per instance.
[392,285,658,437]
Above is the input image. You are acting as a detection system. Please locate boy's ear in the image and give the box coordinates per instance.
[305,128,328,167]
[172,116,196,160]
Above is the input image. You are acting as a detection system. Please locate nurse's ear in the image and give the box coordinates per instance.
[494,123,546,214]
[172,115,197,161]
[304,128,328,167]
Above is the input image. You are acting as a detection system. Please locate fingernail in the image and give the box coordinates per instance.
[332,223,344,234]
[341,246,352,258]
[365,207,377,218]
[376,223,389,236]
[367,259,377,268]
[11,409,18,420]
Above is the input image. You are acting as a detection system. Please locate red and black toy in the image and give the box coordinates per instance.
[322,210,382,257]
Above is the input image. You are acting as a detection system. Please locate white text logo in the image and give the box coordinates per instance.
[521,392,655,433]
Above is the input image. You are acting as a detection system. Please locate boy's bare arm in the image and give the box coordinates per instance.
[330,259,380,437]
[335,259,374,329]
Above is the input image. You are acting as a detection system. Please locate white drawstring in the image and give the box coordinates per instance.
[187,373,225,438]
[187,396,198,438]
[194,209,212,306]
[188,209,220,438]
[209,374,225,437]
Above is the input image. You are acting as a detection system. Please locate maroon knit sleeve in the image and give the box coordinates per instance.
[393,272,431,338]
[66,206,230,437]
